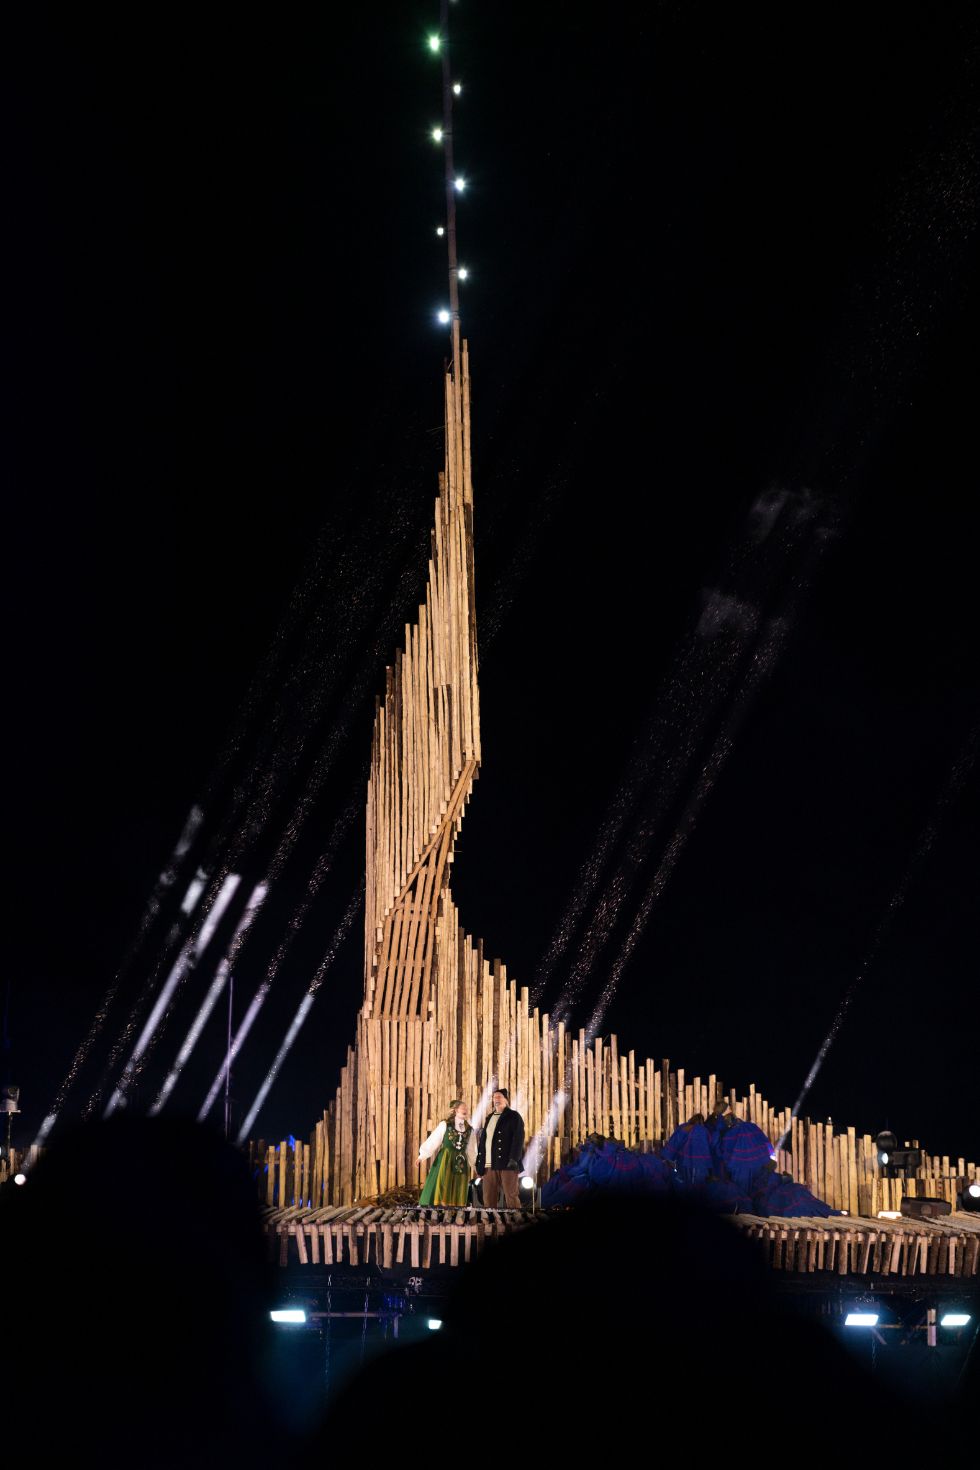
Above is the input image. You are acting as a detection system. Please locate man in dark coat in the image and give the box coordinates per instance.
[476,1088,525,1209]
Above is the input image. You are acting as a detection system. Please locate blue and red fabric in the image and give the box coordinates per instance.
[717,1120,774,1194]
[753,1174,841,1218]
[662,1122,714,1186]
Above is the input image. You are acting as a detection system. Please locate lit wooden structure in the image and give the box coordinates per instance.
[254,340,978,1218]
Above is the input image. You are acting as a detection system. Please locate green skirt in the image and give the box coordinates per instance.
[419,1145,471,1207]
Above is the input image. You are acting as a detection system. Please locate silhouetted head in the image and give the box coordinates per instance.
[2,1117,283,1467]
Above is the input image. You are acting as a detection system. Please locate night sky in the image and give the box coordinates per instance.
[6,5,979,1163]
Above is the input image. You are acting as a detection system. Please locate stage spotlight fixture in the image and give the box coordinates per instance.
[270,1309,306,1324]
[14,1173,26,1186]
[454,177,466,193]
[458,267,469,280]
[437,309,451,325]
[427,1318,443,1331]
[453,82,462,95]
[520,1175,534,1190]
[960,1180,980,1211]
[940,1313,971,1328]
[875,1131,897,1167]
[428,35,441,53]
[431,127,444,143]
[844,1312,879,1327]
[436,226,445,237]
[875,1131,922,1178]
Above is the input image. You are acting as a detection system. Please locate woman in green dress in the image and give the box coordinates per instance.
[417,1100,477,1206]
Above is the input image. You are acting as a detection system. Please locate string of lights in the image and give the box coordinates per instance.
[429,2,467,363]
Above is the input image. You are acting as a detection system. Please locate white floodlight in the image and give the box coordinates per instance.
[453,82,462,95]
[427,35,441,53]
[437,309,451,325]
[14,1173,27,1186]
[454,177,466,193]
[844,1312,879,1327]
[940,1313,971,1328]
[427,1318,443,1331]
[436,226,445,236]
[270,1309,306,1324]
[968,1182,980,1199]
[431,127,443,143]
[458,267,469,281]
[520,1175,534,1190]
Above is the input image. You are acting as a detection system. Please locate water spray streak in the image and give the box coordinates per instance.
[80,866,215,1120]
[531,613,757,1012]
[530,489,818,1009]
[585,615,792,1043]
[552,500,834,1034]
[197,803,358,1122]
[149,880,269,1115]
[778,724,978,1148]
[104,873,242,1116]
[33,806,204,1147]
[522,1089,569,1178]
[235,889,362,1143]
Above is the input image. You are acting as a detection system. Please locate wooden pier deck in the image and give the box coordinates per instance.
[264,1204,980,1279]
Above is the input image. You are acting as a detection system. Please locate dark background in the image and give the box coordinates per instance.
[5,4,979,1161]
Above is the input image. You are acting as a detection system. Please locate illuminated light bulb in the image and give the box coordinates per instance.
[453,82,462,95]
[431,127,443,143]
[969,1182,980,1199]
[14,1173,27,1186]
[436,226,445,237]
[458,267,469,281]
[427,35,441,53]
[453,177,466,193]
[520,1175,534,1190]
[437,309,451,325]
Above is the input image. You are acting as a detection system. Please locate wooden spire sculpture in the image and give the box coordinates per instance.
[327,336,497,1201]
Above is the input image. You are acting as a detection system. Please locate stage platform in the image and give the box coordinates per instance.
[264,1204,980,1279]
